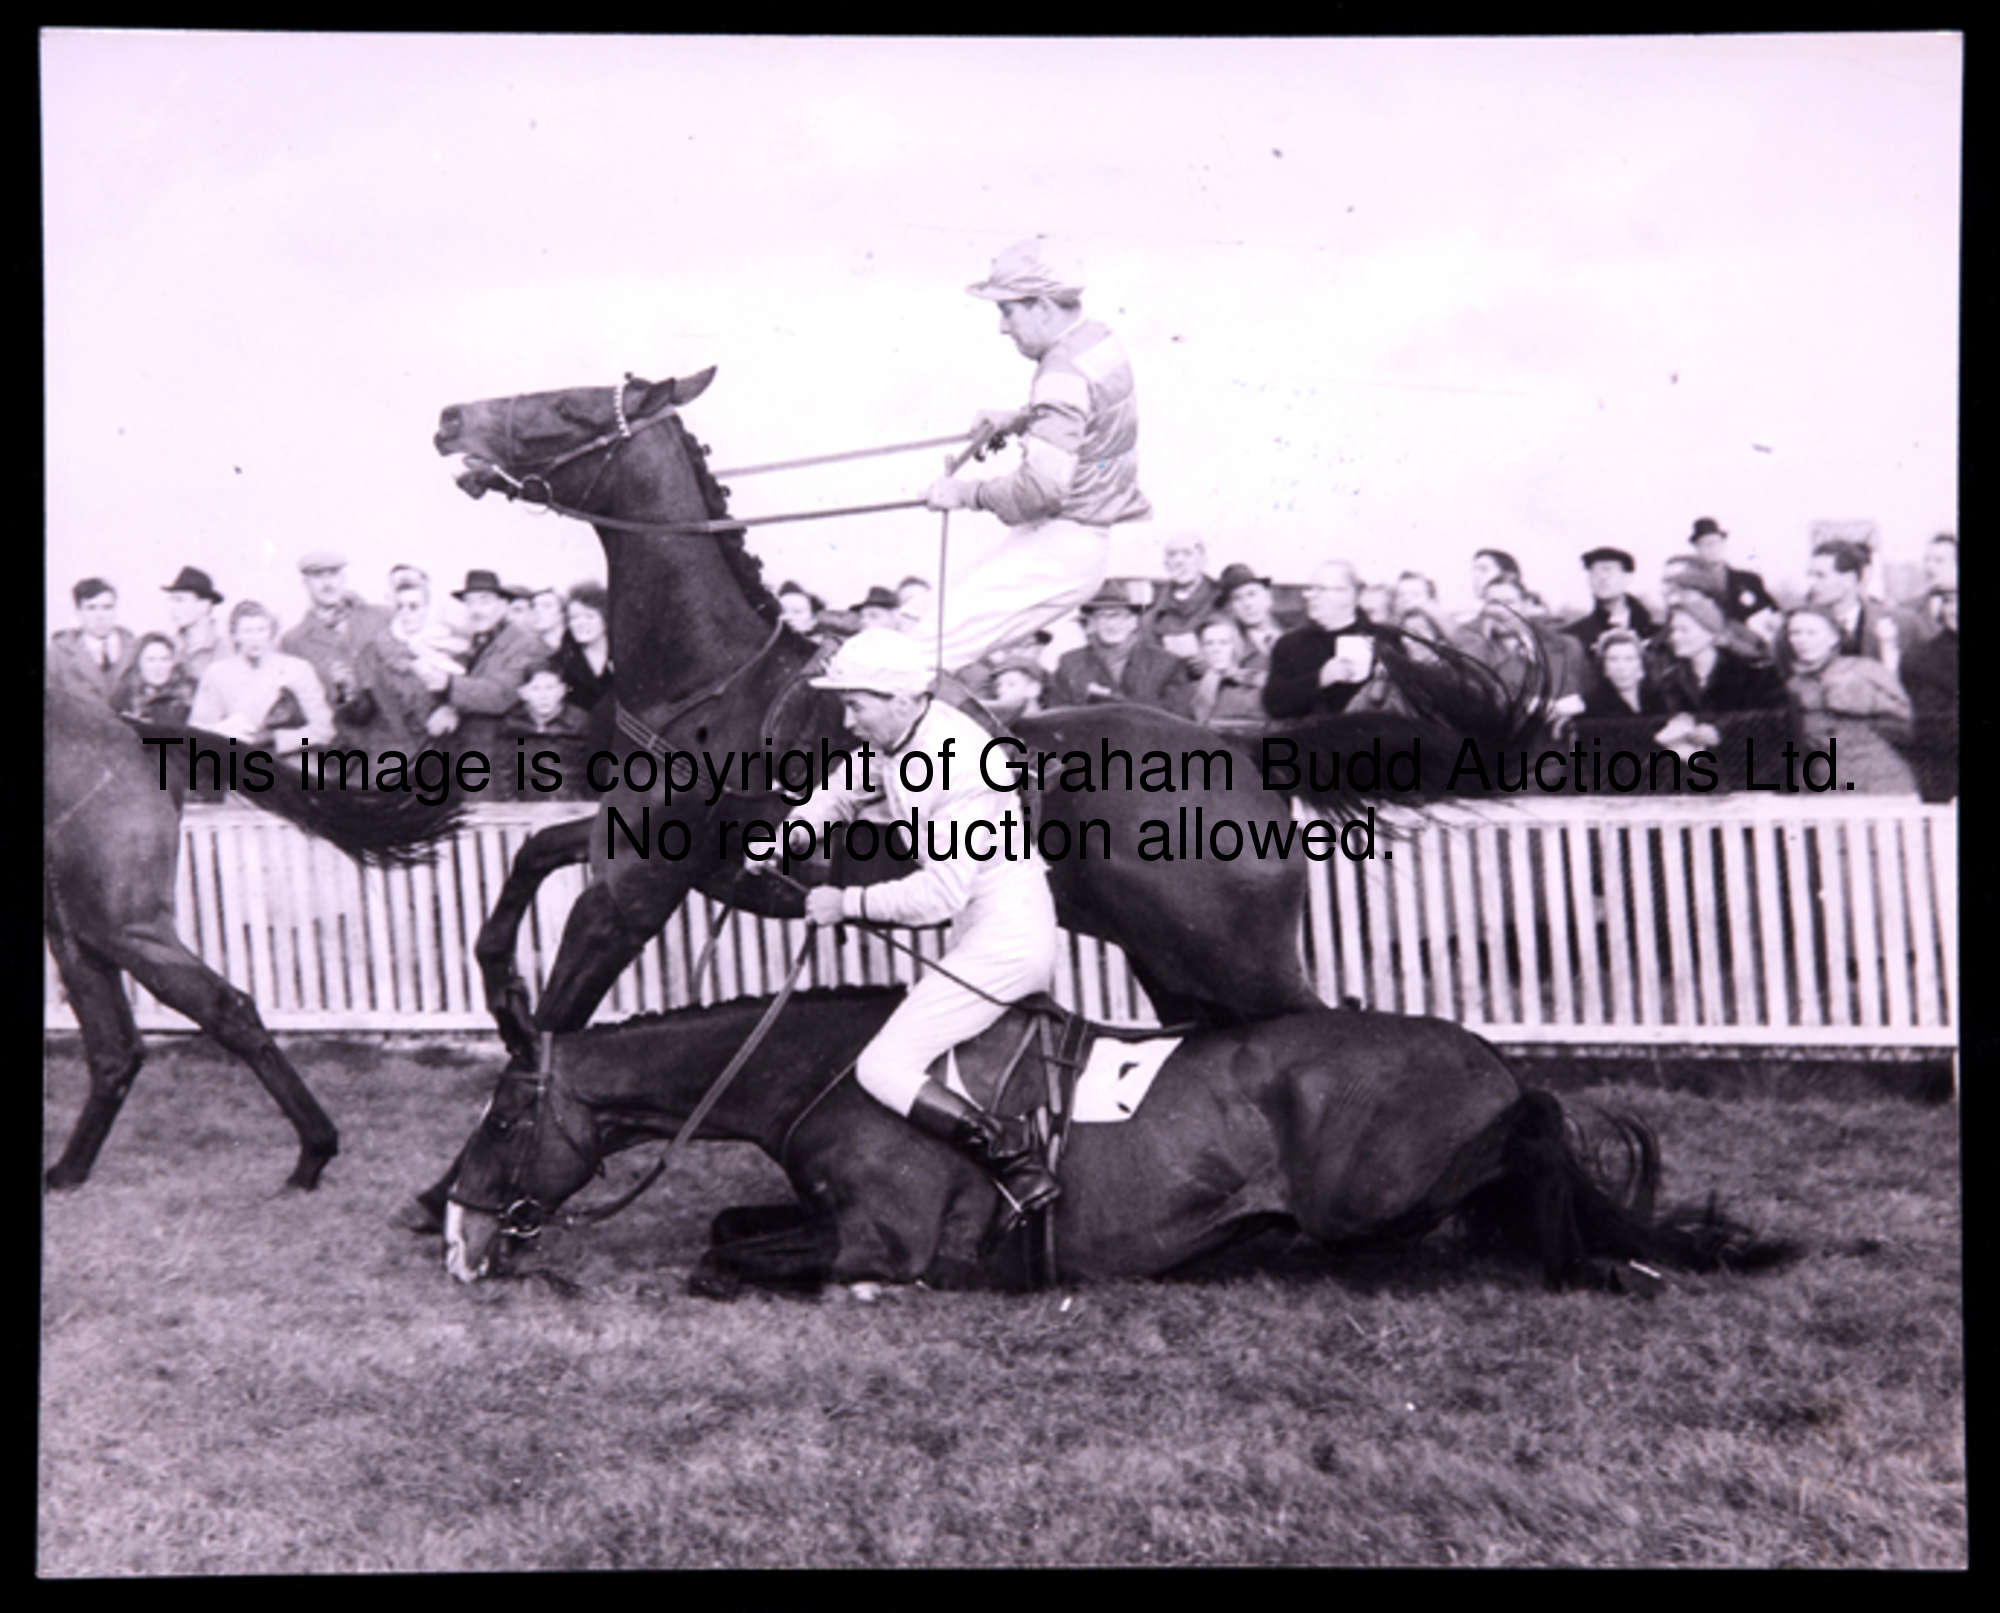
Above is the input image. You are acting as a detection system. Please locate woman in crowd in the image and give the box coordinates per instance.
[554,582,615,712]
[113,632,198,726]
[1583,628,1668,719]
[1782,604,1919,795]
[1651,595,1787,786]
[529,587,569,655]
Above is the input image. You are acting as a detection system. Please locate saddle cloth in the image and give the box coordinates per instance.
[935,1012,1185,1126]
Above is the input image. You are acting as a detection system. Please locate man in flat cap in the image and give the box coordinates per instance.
[410,569,549,763]
[918,237,1152,672]
[1563,547,1656,649]
[162,565,227,681]
[282,550,390,727]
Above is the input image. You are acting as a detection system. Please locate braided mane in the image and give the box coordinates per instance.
[664,408,780,626]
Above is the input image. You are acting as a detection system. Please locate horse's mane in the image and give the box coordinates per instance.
[668,410,780,627]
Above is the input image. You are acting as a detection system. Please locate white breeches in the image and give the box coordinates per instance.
[853,876,1060,1116]
[925,518,1111,671]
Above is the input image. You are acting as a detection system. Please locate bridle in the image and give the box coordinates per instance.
[470,376,684,518]
[445,1045,612,1240]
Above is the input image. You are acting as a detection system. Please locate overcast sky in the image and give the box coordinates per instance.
[43,31,1960,640]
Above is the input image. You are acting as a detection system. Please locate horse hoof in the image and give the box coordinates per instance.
[391,1197,445,1235]
[285,1147,337,1193]
[687,1263,744,1302]
[44,1165,88,1193]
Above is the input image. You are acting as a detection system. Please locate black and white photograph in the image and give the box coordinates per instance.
[41,30,1962,1570]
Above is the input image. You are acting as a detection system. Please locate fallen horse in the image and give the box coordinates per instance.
[443,985,1794,1295]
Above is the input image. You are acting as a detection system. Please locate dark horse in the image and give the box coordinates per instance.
[43,687,463,1190]
[432,369,1539,1067]
[442,986,1791,1294]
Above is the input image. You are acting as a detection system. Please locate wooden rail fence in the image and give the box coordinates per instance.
[45,797,1956,1053]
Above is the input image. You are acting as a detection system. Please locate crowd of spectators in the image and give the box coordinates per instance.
[51,518,1959,804]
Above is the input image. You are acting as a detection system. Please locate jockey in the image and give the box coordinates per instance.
[755,627,1062,1226]
[920,237,1152,671]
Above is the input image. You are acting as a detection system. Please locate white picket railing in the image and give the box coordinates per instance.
[45,796,1956,1052]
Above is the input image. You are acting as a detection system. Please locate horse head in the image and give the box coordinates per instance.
[444,1059,605,1283]
[434,368,717,504]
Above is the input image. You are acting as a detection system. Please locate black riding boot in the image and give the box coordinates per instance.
[904,1080,1061,1229]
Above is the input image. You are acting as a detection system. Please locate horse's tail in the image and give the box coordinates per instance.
[1257,618,1550,818]
[124,720,468,868]
[1465,1089,1797,1288]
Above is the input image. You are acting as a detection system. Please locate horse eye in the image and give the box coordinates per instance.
[485,1113,513,1137]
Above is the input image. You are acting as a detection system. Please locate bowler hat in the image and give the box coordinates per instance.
[1078,580,1144,616]
[162,565,223,603]
[452,568,508,600]
[1215,562,1273,601]
[1688,517,1726,543]
[850,585,901,613]
[298,549,347,573]
[1580,547,1636,571]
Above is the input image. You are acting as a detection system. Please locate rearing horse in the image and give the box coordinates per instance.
[432,370,1538,1070]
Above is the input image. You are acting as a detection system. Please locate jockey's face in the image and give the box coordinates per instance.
[840,689,925,750]
[998,297,1071,359]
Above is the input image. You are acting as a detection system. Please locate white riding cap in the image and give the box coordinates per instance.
[809,627,935,697]
[966,236,1085,302]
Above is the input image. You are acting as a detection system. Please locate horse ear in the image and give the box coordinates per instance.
[642,367,715,411]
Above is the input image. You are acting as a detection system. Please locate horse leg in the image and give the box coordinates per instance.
[108,918,339,1191]
[688,1217,841,1299]
[472,815,595,1065]
[532,875,691,1034]
[44,917,145,1191]
[710,1202,816,1246]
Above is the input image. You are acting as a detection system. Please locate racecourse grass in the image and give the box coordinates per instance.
[40,1034,1964,1571]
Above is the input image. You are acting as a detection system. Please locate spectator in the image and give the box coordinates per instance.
[1898,534,1958,646]
[1049,582,1183,710]
[113,632,199,726]
[1564,547,1657,646]
[852,586,903,632]
[554,581,616,712]
[499,662,595,798]
[411,570,549,763]
[896,575,933,639]
[1263,560,1396,719]
[1688,516,1780,627]
[1216,563,1289,669]
[1581,629,1669,719]
[986,649,1050,722]
[1470,548,1523,601]
[504,585,538,634]
[529,587,568,654]
[1656,555,1772,666]
[1392,571,1442,620]
[1358,582,1396,625]
[1651,595,1786,787]
[161,566,227,681]
[345,573,459,752]
[1140,536,1222,666]
[1175,616,1271,728]
[48,577,136,707]
[1782,605,1918,796]
[1392,571,1485,660]
[189,601,334,748]
[1782,539,1900,676]
[281,551,391,716]
[1475,577,1588,729]
[1900,584,1958,801]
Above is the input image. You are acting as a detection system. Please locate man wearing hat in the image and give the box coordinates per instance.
[48,577,137,708]
[1048,581,1183,711]
[917,236,1152,671]
[282,550,390,720]
[985,646,1049,720]
[410,569,548,760]
[1689,517,1779,626]
[1216,563,1292,670]
[1563,547,1657,649]
[162,566,227,681]
[852,585,904,633]
[751,626,1062,1228]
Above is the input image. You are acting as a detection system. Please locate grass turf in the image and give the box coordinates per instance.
[39,1035,1964,1570]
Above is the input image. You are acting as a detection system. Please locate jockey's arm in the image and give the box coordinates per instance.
[960,375,1088,525]
[835,799,985,928]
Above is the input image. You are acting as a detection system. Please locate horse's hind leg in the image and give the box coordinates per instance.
[710,1202,816,1246]
[689,1217,841,1300]
[110,919,339,1191]
[44,918,145,1191]
[472,816,594,1065]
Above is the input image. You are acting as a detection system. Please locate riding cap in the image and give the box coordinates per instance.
[1215,562,1273,601]
[1688,517,1727,543]
[966,237,1085,302]
[298,550,348,574]
[809,627,936,697]
[1580,547,1636,571]
[162,566,224,603]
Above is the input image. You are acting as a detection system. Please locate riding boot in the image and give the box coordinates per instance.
[904,1079,1061,1229]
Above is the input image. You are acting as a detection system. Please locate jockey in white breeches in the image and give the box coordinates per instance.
[757,628,1062,1225]
[920,237,1152,672]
